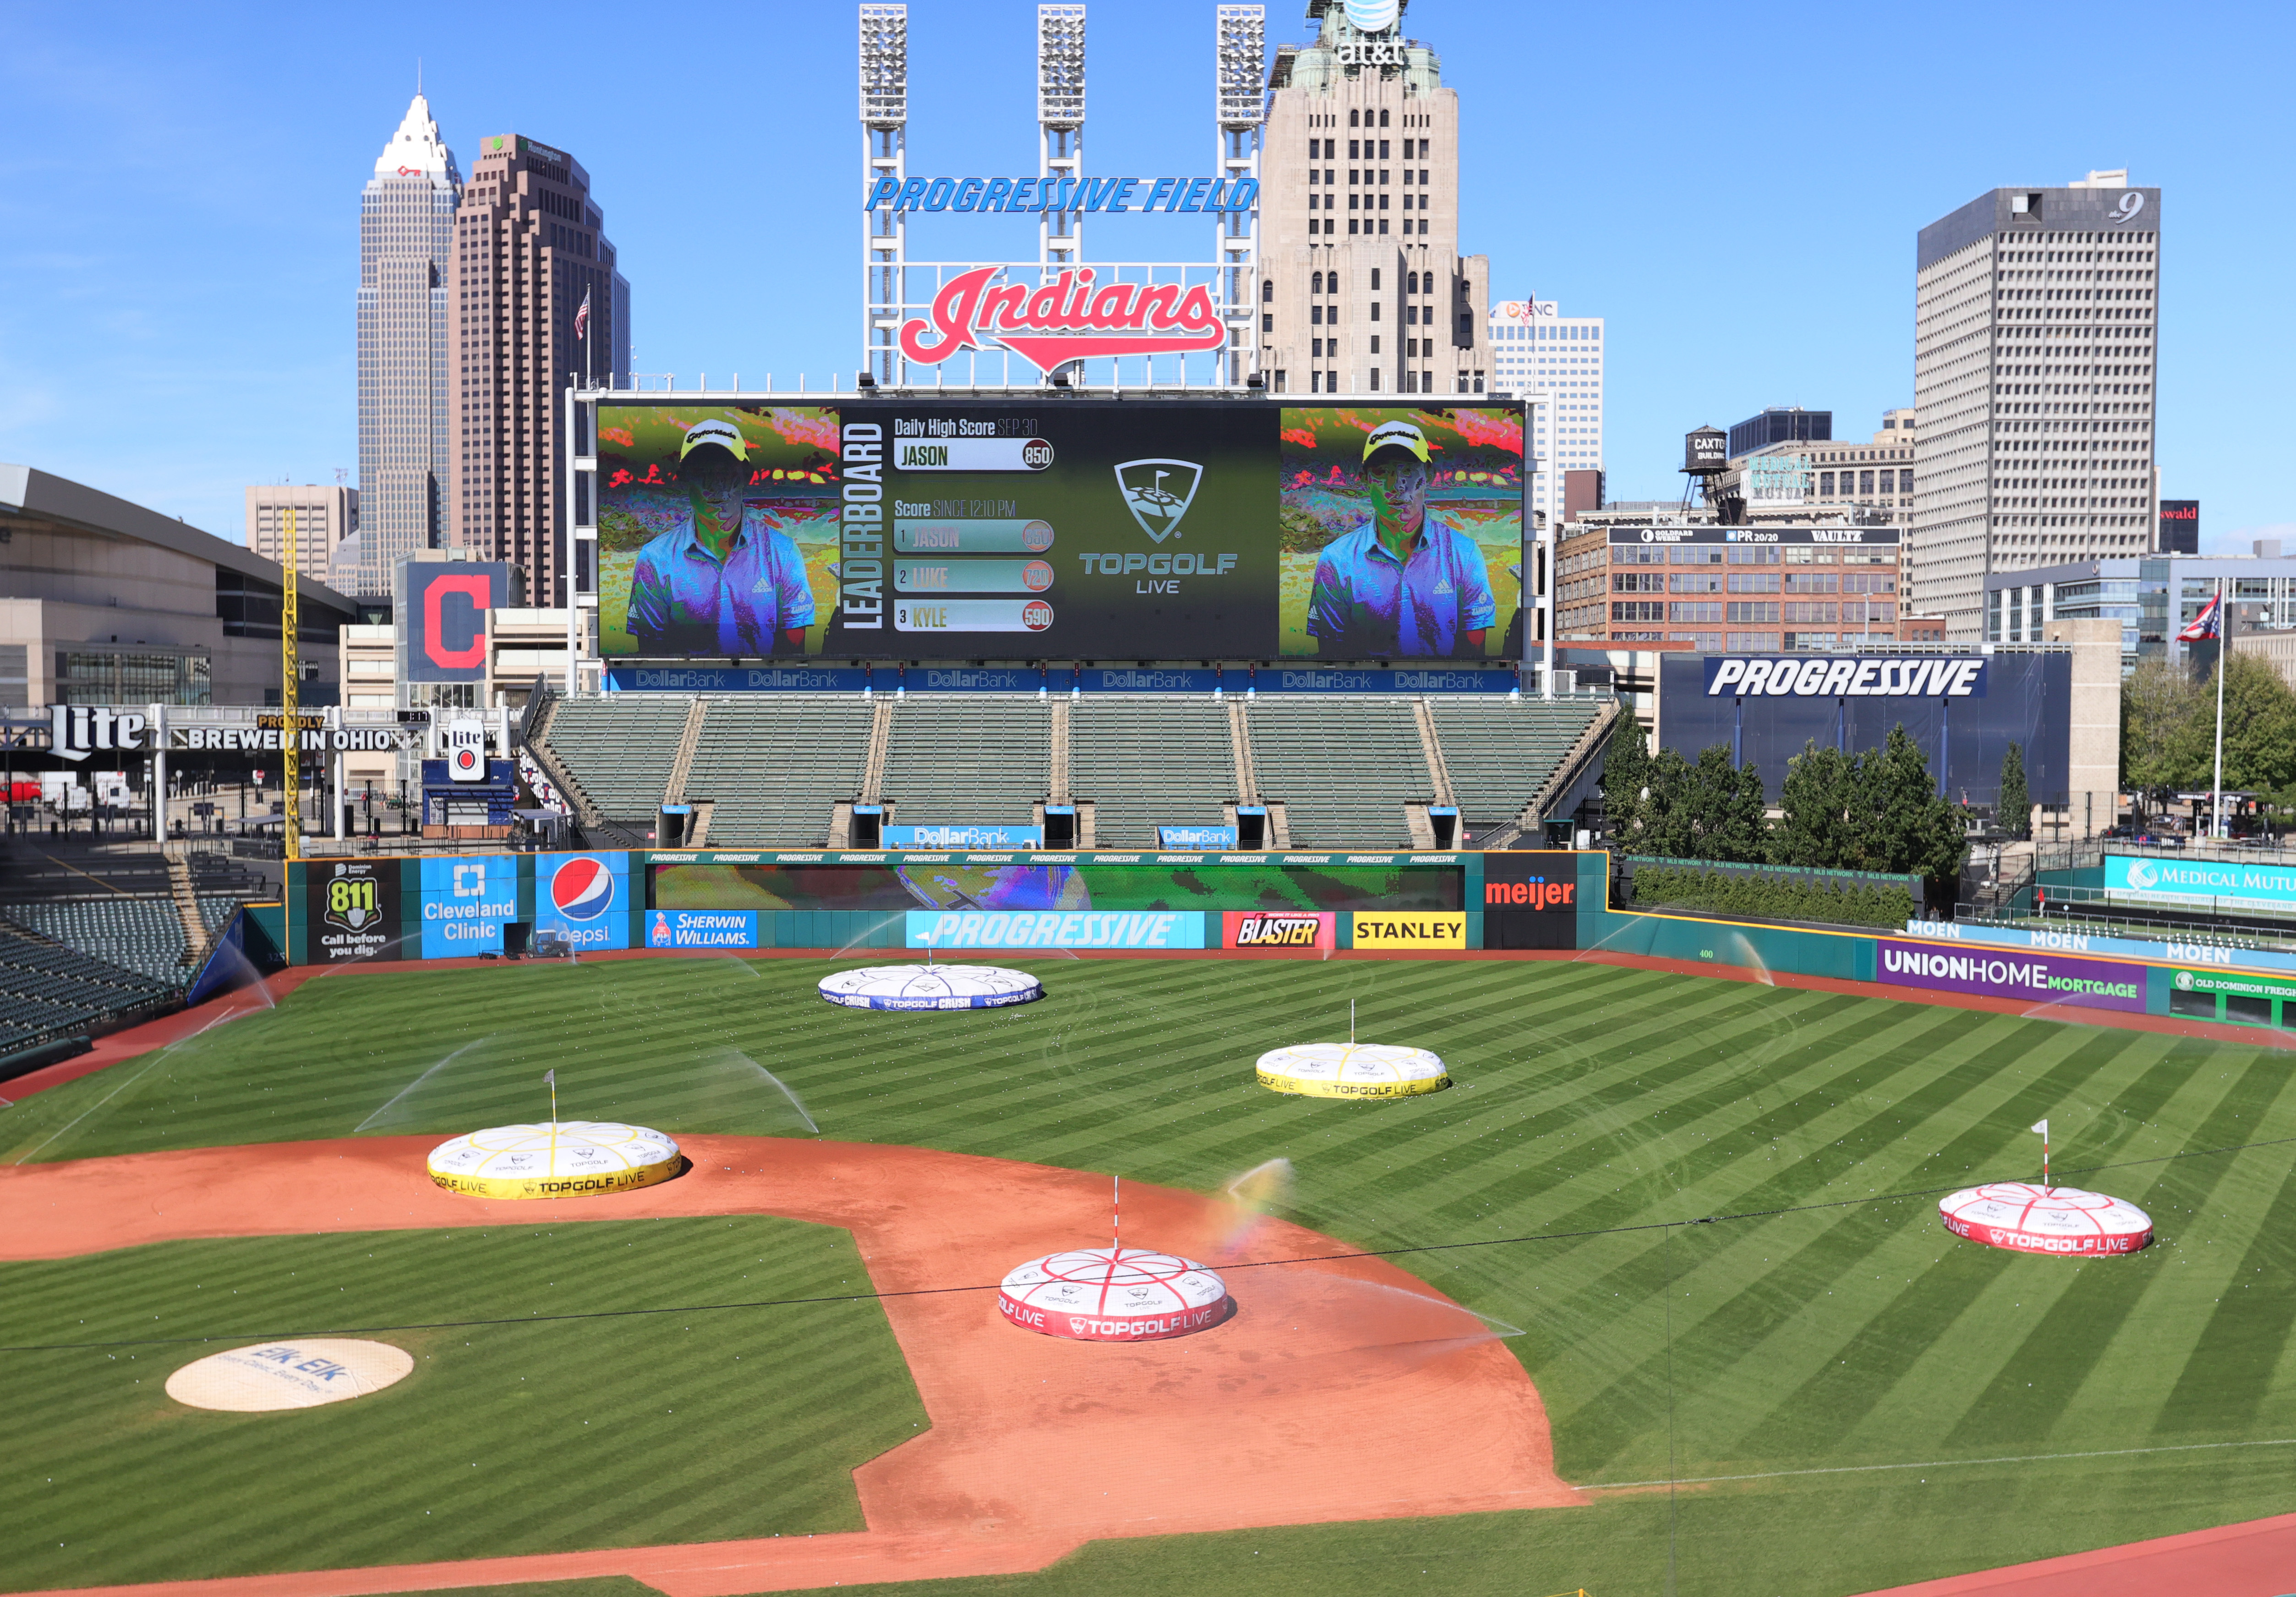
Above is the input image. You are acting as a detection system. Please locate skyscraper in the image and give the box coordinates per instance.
[1256,0,1492,398]
[355,94,460,601]
[1490,298,1602,518]
[451,134,629,608]
[244,484,357,580]
[1911,170,2159,638]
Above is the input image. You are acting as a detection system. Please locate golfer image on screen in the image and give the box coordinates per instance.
[1306,419,1495,658]
[627,418,815,655]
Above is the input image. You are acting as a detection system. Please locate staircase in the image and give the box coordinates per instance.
[166,854,208,969]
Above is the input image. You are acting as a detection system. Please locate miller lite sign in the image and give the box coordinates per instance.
[443,717,489,784]
[900,266,1228,372]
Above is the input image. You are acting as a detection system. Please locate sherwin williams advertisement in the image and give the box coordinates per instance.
[646,909,759,948]
[2105,852,2296,910]
[1278,407,1523,659]
[596,400,1529,662]
[1875,940,2145,1013]
[418,855,519,958]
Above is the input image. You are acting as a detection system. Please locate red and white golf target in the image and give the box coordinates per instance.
[998,1246,1231,1341]
[1938,1182,2153,1257]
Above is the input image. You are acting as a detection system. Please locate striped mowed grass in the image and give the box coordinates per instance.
[3,954,2293,1596]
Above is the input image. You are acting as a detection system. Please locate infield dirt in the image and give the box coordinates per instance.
[1,1134,1575,1596]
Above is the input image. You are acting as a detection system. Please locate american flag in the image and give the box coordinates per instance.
[574,289,590,342]
[2177,592,2221,641]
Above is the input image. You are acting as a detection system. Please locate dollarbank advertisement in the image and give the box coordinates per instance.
[594,400,1524,662]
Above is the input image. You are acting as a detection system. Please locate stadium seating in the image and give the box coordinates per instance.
[881,698,1051,827]
[1245,698,1432,849]
[0,919,176,1056]
[541,696,692,822]
[1431,697,1610,839]
[683,696,877,847]
[1069,697,1238,849]
[2,896,194,984]
[531,690,1615,850]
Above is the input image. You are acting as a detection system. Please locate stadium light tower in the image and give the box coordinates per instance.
[860,4,909,387]
[1215,6,1265,387]
[1037,6,1087,287]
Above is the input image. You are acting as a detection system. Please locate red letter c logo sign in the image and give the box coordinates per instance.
[423,574,492,670]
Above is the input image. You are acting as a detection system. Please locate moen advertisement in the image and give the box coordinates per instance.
[306,860,399,963]
[419,855,519,958]
[594,401,1524,662]
[536,854,629,951]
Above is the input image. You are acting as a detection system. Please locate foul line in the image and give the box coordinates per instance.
[1578,1435,2296,1491]
[7,1131,2295,1355]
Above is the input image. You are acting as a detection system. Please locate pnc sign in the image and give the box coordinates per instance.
[899,266,1228,371]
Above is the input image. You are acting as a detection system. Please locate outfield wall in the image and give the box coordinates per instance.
[279,849,2285,1031]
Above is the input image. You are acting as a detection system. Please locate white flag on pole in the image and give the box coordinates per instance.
[544,1069,556,1085]
[2030,1118,2047,1136]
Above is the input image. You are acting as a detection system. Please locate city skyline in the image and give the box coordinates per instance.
[1,0,2288,556]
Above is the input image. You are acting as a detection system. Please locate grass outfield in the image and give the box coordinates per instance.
[4,954,2295,1596]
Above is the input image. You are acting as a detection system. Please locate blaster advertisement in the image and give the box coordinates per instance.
[596,401,1523,662]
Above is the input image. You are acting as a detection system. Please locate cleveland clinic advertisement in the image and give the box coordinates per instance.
[596,400,1523,662]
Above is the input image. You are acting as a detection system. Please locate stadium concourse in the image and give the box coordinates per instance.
[534,691,1615,850]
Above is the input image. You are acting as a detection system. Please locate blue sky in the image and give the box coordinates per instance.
[3,0,2289,554]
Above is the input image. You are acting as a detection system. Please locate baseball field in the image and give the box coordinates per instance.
[4,952,2293,1597]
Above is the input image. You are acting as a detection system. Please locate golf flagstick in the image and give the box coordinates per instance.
[1350,999,1356,1046]
[1113,1173,1121,1256]
[2033,1118,2049,1193]
[546,1069,559,1172]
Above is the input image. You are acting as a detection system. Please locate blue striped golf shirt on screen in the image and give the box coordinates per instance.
[627,508,816,655]
[1307,517,1496,658]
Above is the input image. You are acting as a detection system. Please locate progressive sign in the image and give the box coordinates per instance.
[1706,657,1987,698]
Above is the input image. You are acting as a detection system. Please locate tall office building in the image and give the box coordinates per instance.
[355,94,460,602]
[1256,0,1492,398]
[451,134,629,608]
[244,484,358,580]
[1911,170,2160,638]
[1491,298,1602,518]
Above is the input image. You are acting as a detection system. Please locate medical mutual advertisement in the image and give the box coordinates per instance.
[2105,852,2296,911]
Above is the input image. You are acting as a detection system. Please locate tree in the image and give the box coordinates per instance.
[1772,741,1859,867]
[2211,652,2296,797]
[1997,742,2029,840]
[1599,714,1651,852]
[1683,745,1769,863]
[1862,725,1968,885]
[1636,746,1697,859]
[2121,654,2208,808]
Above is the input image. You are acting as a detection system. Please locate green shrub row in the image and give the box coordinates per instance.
[1631,863,1915,929]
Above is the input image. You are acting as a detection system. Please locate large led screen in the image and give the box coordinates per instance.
[595,400,1523,661]
[651,860,1462,915]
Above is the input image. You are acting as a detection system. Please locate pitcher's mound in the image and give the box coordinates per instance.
[166,1338,413,1411]
[1257,1042,1450,1099]
[426,1121,680,1200]
[999,1245,1231,1341]
[1940,1181,2153,1256]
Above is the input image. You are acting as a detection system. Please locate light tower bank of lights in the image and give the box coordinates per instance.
[858,4,1268,390]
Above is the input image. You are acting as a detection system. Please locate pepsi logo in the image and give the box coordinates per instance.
[550,857,615,921]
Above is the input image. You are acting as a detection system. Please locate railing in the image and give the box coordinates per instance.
[1956,901,2296,957]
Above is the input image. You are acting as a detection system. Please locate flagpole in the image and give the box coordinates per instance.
[2212,574,2227,842]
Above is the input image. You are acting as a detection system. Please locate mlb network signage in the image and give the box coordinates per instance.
[1705,657,1987,699]
[536,854,629,951]
[419,854,519,958]
[2105,853,2296,910]
[884,825,1044,850]
[906,910,1207,950]
[865,175,1258,216]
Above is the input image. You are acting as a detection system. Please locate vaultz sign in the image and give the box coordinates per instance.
[899,266,1229,371]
